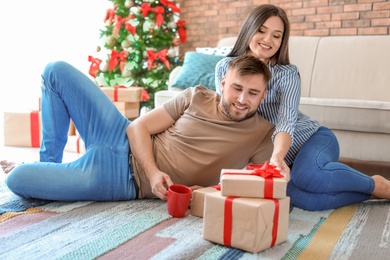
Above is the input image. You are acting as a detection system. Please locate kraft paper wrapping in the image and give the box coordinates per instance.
[220,169,287,199]
[114,102,140,119]
[203,192,290,253]
[68,120,76,136]
[101,87,143,102]
[190,187,220,217]
[64,135,86,154]
[3,111,42,148]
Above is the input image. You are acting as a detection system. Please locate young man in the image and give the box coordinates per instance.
[3,55,288,201]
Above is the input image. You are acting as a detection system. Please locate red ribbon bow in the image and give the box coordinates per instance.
[88,56,102,78]
[113,16,126,38]
[125,22,136,36]
[141,3,165,28]
[176,19,186,43]
[104,4,117,26]
[113,15,136,38]
[247,160,283,199]
[142,89,150,102]
[108,50,129,72]
[141,3,152,17]
[160,0,180,13]
[147,49,170,70]
[153,6,165,28]
[246,160,283,179]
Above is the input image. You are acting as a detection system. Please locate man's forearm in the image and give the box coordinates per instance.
[125,107,176,194]
[126,122,159,179]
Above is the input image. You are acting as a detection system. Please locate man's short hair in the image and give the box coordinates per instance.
[227,55,271,88]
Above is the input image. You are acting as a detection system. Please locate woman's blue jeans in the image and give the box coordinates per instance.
[288,126,375,211]
[6,61,137,201]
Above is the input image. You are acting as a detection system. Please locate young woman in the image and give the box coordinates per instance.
[215,4,390,211]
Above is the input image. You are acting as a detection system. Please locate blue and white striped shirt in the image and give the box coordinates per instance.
[215,57,321,165]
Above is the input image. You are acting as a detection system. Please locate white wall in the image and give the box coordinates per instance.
[0,0,110,144]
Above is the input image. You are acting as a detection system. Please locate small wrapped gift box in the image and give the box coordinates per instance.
[101,86,143,118]
[64,135,86,154]
[203,192,290,253]
[3,110,41,148]
[220,161,287,199]
[101,86,144,103]
[190,186,220,217]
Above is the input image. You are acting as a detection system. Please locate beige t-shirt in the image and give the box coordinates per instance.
[133,86,275,198]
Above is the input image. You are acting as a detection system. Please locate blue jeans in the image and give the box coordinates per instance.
[288,126,374,211]
[6,61,137,201]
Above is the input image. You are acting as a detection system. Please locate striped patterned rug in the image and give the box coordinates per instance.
[1,173,389,259]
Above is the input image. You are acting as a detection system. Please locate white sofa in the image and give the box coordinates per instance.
[155,36,390,174]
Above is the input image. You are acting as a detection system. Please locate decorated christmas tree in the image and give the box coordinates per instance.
[88,0,186,107]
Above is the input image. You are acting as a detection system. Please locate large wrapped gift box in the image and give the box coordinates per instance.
[3,110,41,148]
[220,162,287,199]
[203,192,290,253]
[190,186,220,217]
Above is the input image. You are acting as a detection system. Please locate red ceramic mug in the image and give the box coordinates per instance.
[167,184,192,218]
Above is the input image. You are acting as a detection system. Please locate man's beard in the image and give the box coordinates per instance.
[221,96,257,122]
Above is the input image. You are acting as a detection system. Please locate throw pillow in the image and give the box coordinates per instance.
[170,52,225,91]
[196,46,233,56]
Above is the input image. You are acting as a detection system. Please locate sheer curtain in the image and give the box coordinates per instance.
[0,0,109,144]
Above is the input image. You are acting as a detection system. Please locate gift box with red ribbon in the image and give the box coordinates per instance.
[100,86,146,119]
[203,191,290,253]
[3,110,41,148]
[220,161,287,199]
[100,86,145,103]
[190,186,220,217]
[4,111,83,150]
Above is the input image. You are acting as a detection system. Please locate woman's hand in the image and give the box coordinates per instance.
[270,157,290,182]
[148,170,174,200]
[270,132,292,182]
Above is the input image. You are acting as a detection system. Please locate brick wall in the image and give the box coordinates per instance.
[177,0,390,53]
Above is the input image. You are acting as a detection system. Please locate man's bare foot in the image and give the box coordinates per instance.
[0,160,17,174]
[371,175,390,200]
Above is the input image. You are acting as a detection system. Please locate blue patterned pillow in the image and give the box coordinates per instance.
[170,52,225,91]
[196,46,233,56]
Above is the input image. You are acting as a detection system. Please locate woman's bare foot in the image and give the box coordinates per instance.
[0,160,17,174]
[371,175,390,200]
